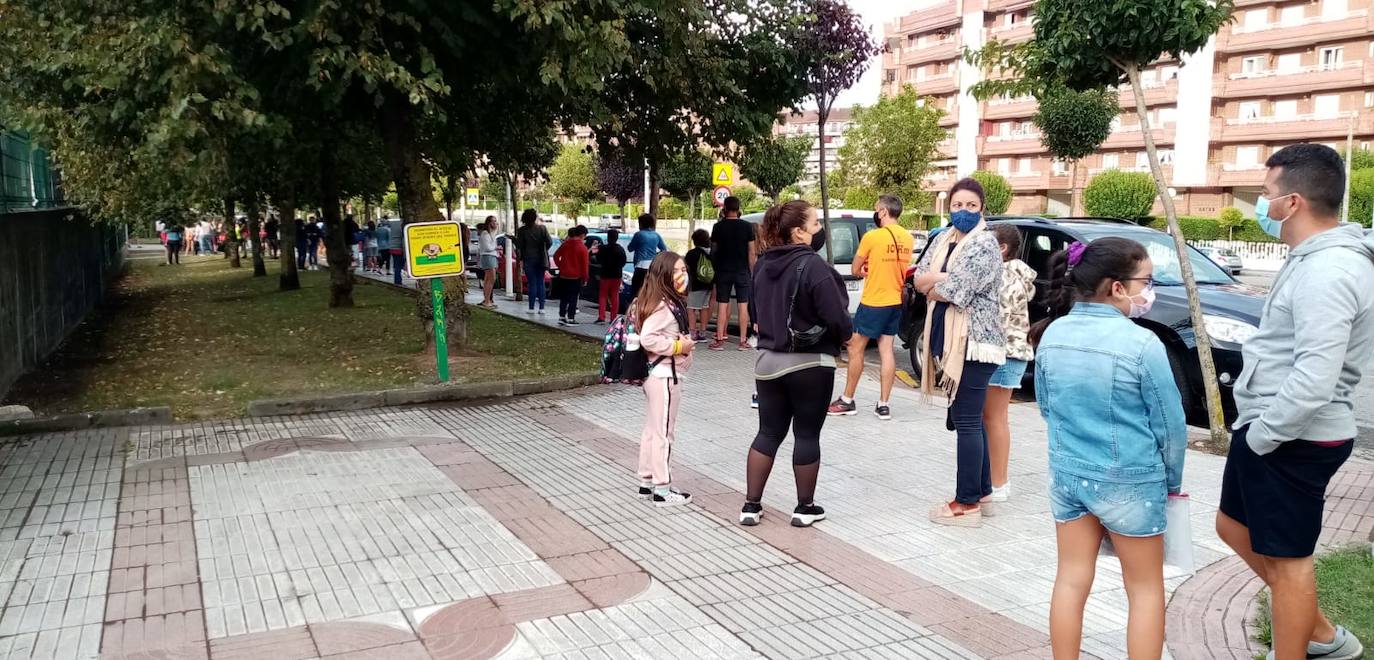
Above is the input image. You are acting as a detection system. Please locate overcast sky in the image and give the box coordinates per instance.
[822,0,921,110]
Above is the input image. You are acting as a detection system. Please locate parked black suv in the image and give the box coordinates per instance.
[901,216,1268,421]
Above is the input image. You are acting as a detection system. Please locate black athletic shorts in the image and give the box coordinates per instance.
[714,269,750,304]
[1219,425,1352,558]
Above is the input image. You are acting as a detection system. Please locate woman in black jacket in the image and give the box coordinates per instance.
[740,200,854,528]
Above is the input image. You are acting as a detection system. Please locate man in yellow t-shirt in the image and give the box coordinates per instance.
[828,195,914,420]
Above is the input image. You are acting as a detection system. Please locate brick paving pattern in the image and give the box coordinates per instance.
[0,349,1369,658]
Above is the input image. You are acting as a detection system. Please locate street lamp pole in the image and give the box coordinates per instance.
[1341,111,1354,224]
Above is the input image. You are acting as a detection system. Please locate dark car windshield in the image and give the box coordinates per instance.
[1077,226,1233,285]
[741,214,869,263]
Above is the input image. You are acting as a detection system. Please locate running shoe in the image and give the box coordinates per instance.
[750,393,759,409]
[739,502,763,526]
[637,481,653,500]
[827,398,857,416]
[874,404,891,420]
[708,337,728,351]
[791,503,826,527]
[652,488,693,508]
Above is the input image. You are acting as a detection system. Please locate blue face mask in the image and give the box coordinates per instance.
[1255,193,1293,239]
[949,209,981,233]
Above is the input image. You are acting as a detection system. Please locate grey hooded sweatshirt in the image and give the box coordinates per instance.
[1233,222,1374,454]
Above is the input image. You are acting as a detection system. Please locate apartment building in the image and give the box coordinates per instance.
[773,108,857,186]
[882,0,1374,217]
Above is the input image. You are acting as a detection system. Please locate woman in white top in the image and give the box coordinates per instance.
[478,216,500,308]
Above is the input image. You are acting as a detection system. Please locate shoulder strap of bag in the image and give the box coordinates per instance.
[786,258,809,332]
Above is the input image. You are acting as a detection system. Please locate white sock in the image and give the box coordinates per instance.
[878,400,889,407]
[840,396,853,404]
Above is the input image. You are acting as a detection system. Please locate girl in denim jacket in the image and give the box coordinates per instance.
[1030,237,1187,660]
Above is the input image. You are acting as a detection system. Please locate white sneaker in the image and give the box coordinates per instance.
[652,487,692,507]
[982,483,1011,503]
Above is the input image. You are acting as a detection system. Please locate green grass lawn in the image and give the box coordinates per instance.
[1254,545,1374,654]
[5,255,599,419]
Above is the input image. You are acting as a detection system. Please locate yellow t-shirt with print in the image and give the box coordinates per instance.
[855,225,914,307]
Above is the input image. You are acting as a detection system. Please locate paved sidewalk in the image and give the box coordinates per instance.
[2,345,1370,658]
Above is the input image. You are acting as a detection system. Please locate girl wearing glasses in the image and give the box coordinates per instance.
[1029,237,1188,660]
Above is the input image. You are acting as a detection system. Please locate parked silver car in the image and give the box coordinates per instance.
[1197,246,1243,275]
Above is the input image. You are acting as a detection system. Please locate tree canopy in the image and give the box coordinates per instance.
[736,135,812,200]
[836,86,945,210]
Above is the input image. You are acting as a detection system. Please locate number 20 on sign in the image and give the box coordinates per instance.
[403,221,466,382]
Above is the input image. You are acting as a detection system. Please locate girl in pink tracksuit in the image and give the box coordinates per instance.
[633,252,695,507]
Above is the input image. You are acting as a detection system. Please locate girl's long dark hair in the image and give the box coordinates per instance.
[1028,237,1149,346]
[634,251,685,323]
[759,200,811,251]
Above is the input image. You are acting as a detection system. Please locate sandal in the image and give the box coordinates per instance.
[738,341,752,351]
[929,501,982,527]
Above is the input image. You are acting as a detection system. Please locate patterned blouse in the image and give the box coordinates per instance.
[999,259,1037,361]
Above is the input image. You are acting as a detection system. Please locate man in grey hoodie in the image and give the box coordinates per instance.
[1217,144,1372,660]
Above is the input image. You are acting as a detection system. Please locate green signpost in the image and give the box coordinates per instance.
[403,221,466,382]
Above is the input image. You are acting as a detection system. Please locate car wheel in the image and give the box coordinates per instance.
[907,327,924,379]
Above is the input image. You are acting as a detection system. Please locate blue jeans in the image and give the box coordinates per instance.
[391,252,404,285]
[523,259,547,310]
[306,237,320,265]
[200,234,214,254]
[951,360,998,504]
[296,242,308,268]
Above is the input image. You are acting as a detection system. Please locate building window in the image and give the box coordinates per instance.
[1244,8,1267,29]
[1241,56,1265,75]
[997,158,1012,175]
[1102,153,1120,170]
[883,69,895,83]
[1279,4,1305,26]
[1323,0,1348,19]
[1052,159,1069,175]
[1319,47,1343,69]
[1277,53,1302,73]
[1159,150,1175,165]
[1274,99,1298,118]
[1135,152,1150,169]
[1239,101,1262,120]
[1236,146,1260,168]
[1365,92,1374,107]
[1314,94,1341,118]
[1018,158,1034,174]
[1158,107,1177,125]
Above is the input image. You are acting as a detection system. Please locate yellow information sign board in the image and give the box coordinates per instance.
[404,221,465,280]
[712,163,736,187]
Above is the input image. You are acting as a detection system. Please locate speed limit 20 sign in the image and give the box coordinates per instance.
[712,186,731,207]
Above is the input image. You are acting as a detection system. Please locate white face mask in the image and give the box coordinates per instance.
[1128,285,1156,318]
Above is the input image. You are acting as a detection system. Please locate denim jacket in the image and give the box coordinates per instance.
[1035,303,1187,492]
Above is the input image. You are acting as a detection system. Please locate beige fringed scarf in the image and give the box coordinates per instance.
[920,221,988,406]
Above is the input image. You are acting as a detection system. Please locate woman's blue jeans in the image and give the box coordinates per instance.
[951,360,997,505]
[523,259,547,310]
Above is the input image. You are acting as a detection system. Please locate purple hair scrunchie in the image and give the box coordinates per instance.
[1066,241,1087,270]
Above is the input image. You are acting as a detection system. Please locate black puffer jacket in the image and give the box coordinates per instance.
[750,244,853,355]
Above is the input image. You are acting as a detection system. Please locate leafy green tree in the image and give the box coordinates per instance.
[547,144,602,224]
[1217,206,1244,240]
[841,186,879,210]
[835,85,945,213]
[659,149,713,231]
[1083,170,1157,220]
[797,0,884,263]
[967,0,1236,446]
[736,135,811,201]
[1032,86,1118,214]
[969,171,1012,215]
[1351,169,1374,229]
[1344,148,1374,171]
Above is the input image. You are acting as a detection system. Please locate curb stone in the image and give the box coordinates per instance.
[0,406,172,436]
[247,372,600,417]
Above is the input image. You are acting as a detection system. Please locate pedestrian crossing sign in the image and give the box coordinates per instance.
[404,221,465,279]
[712,163,736,187]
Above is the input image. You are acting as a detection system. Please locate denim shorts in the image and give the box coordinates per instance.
[988,358,1028,389]
[853,304,902,338]
[1048,471,1167,537]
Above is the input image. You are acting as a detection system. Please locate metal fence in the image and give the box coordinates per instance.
[1,130,65,214]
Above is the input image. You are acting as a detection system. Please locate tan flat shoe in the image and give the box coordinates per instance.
[929,502,983,527]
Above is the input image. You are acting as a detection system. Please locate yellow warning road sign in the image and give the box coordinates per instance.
[404,221,465,279]
[712,163,736,187]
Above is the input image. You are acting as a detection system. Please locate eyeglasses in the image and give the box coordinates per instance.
[1121,277,1156,290]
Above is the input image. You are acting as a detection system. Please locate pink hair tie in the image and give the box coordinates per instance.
[1066,242,1087,269]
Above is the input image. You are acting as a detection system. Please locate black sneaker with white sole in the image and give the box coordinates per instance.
[827,398,857,416]
[791,503,826,527]
[739,501,763,526]
[750,393,759,409]
[874,404,891,420]
[652,488,692,507]
[637,485,652,500]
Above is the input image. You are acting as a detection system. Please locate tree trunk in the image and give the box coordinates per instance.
[817,97,835,264]
[445,173,456,224]
[687,193,696,236]
[319,146,354,308]
[277,188,300,291]
[647,160,661,218]
[247,199,267,277]
[224,198,241,268]
[1070,160,1081,216]
[377,95,466,334]
[1127,63,1228,449]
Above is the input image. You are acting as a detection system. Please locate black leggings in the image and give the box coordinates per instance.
[752,365,835,465]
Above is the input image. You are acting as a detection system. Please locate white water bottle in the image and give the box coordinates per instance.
[626,331,641,351]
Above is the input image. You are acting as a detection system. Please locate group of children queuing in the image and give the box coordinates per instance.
[621,144,1370,660]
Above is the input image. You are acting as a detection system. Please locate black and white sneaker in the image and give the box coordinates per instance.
[565,318,579,325]
[791,503,826,527]
[750,393,759,409]
[874,404,891,420]
[652,488,692,507]
[637,482,653,500]
[739,502,763,526]
[827,398,857,416]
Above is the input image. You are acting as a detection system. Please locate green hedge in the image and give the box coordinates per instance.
[1144,215,1279,243]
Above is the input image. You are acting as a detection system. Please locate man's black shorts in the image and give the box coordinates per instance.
[1219,425,1352,558]
[714,270,750,304]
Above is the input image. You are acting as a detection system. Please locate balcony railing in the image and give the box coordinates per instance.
[1232,9,1368,34]
[1221,11,1371,52]
[987,132,1041,142]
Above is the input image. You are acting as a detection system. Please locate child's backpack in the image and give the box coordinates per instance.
[599,315,651,384]
[696,252,715,285]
